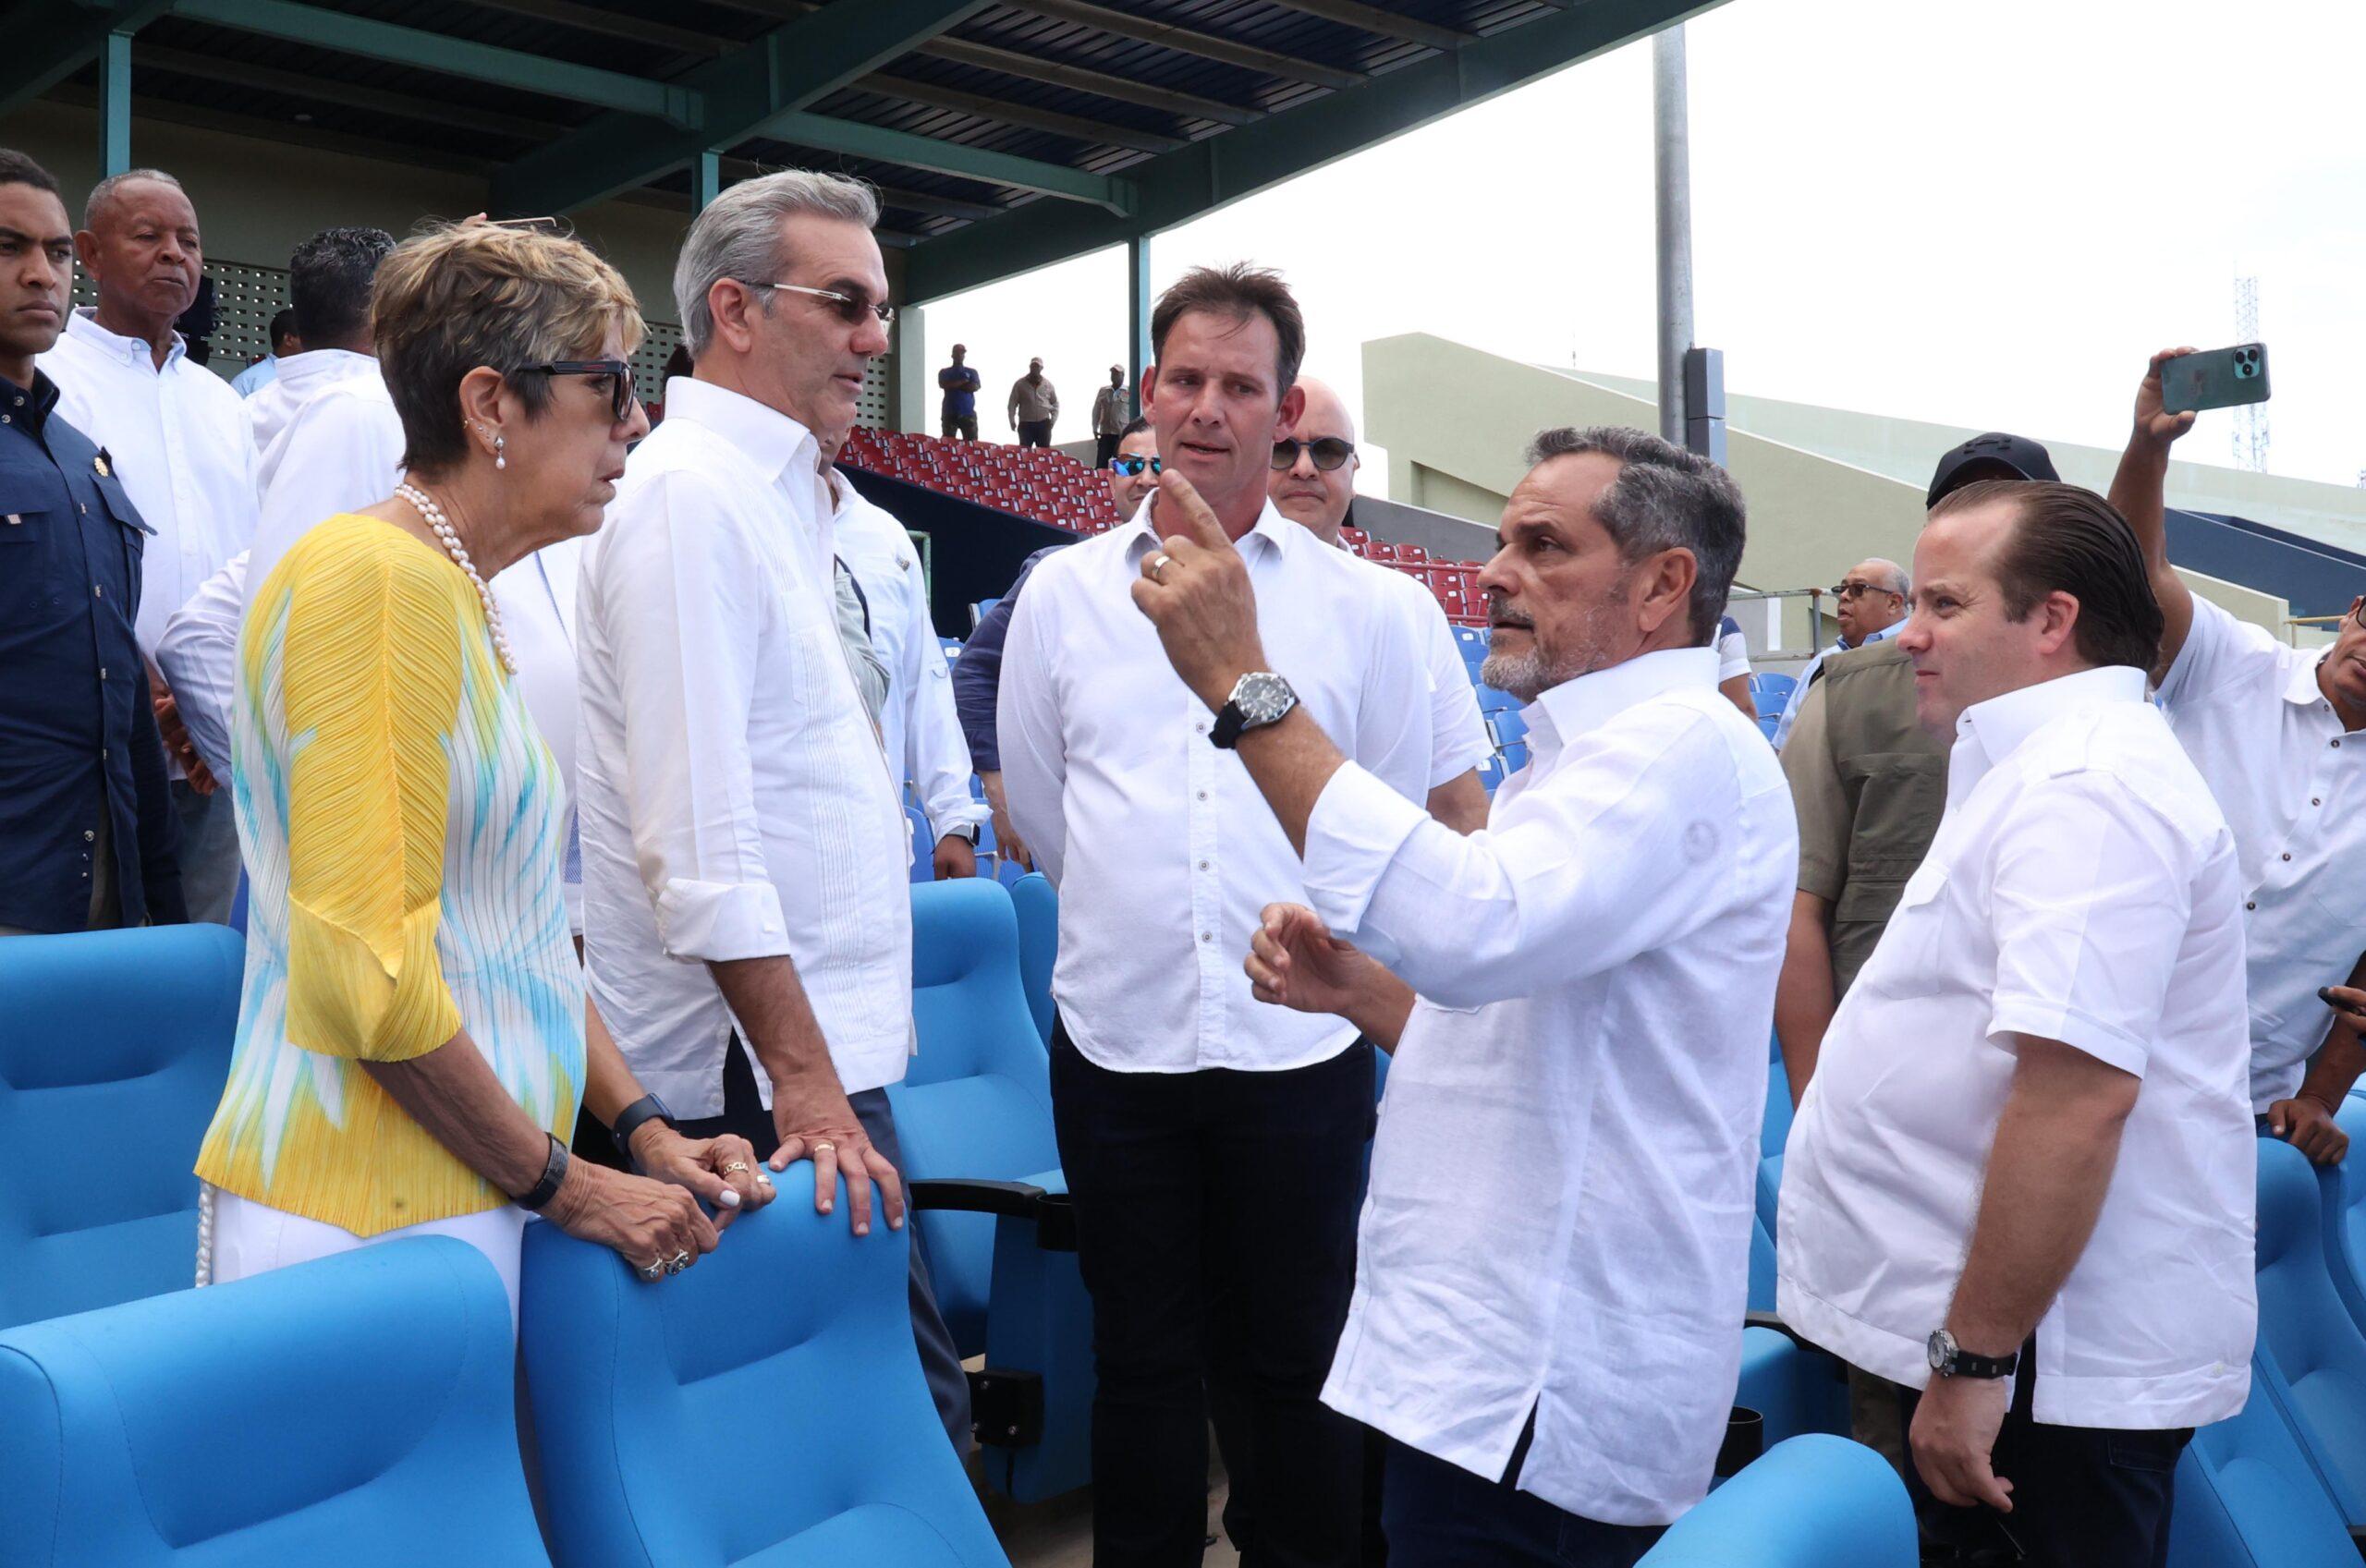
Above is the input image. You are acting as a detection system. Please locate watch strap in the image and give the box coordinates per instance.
[610,1093,675,1170]
[1211,699,1250,749]
[516,1132,569,1211]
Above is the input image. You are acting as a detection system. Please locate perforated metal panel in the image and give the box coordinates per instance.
[71,260,288,381]
[629,321,683,403]
[860,355,890,430]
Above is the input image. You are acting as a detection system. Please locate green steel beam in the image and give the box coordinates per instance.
[758,112,1137,213]
[868,73,1187,156]
[903,0,1726,304]
[491,0,994,216]
[166,0,701,126]
[694,150,721,211]
[1128,232,1152,419]
[99,29,132,176]
[0,0,172,120]
[1261,0,1470,53]
[1015,0,1367,92]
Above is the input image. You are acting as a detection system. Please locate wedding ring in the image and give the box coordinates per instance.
[811,1139,836,1155]
[1150,553,1172,582]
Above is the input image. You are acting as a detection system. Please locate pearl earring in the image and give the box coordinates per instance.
[494,434,506,471]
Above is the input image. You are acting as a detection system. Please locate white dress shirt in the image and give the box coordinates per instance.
[41,308,260,656]
[1779,665,2255,1431]
[998,496,1436,1074]
[577,378,911,1114]
[248,352,400,545]
[1365,557,1494,789]
[1305,648,1795,1525]
[2159,595,2366,1111]
[246,347,376,459]
[833,486,987,842]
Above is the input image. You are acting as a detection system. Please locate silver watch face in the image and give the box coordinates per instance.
[1230,671,1298,727]
[1927,1330,1953,1372]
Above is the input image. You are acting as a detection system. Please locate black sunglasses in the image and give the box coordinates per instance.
[518,359,638,422]
[1272,436,1356,472]
[752,281,896,328]
[1110,454,1163,477]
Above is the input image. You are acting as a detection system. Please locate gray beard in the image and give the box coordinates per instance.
[1480,585,1635,702]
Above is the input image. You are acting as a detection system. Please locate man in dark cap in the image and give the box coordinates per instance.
[1925,432,2060,507]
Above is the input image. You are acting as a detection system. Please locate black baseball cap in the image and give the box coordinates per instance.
[1926,432,2059,508]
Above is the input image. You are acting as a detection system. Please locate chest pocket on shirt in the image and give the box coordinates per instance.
[1857,858,1951,996]
[0,480,53,548]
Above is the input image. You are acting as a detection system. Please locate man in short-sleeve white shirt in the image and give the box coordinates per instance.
[2109,347,2366,1164]
[1780,480,2253,1567]
[1268,375,1492,832]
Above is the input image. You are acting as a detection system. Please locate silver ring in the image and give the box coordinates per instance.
[1150,553,1172,582]
[638,1259,666,1282]
[665,1250,691,1275]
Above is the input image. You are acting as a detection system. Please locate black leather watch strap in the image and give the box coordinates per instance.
[610,1093,675,1170]
[516,1132,569,1211]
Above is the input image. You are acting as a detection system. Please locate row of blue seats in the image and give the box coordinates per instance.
[0,910,1911,1564]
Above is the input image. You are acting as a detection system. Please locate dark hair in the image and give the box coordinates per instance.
[1118,414,1152,440]
[1931,480,2164,672]
[663,343,694,382]
[0,149,59,198]
[266,308,298,352]
[1151,262,1305,395]
[288,226,394,346]
[1524,425,1748,645]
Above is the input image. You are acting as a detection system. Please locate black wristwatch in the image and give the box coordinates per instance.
[610,1093,676,1171]
[516,1132,570,1211]
[1211,672,1299,749]
[1927,1329,2018,1380]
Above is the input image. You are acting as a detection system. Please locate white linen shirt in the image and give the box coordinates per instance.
[1778,666,2255,1431]
[41,308,259,655]
[1306,648,1795,1525]
[246,347,378,460]
[997,495,1435,1074]
[834,486,986,842]
[576,378,911,1113]
[2159,595,2366,1111]
[1363,556,1494,789]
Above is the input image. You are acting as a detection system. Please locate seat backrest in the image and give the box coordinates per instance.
[2168,1363,2358,1568]
[2252,1136,2366,1524]
[0,1237,546,1567]
[523,1203,1009,1568]
[891,881,1063,1346]
[0,926,243,1329]
[1640,1434,1913,1566]
[2325,1099,2366,1336]
[1008,872,1058,1045]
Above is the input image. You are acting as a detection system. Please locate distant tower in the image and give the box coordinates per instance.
[2233,276,2268,472]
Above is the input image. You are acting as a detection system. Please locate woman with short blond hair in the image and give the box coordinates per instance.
[196,223,770,1308]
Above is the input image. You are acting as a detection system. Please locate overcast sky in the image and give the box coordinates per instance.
[922,0,2365,502]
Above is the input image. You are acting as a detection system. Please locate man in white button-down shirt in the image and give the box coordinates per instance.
[41,168,259,925]
[1780,481,2253,1567]
[1162,426,1788,1566]
[575,171,969,1452]
[2109,347,2366,1165]
[998,265,1442,1565]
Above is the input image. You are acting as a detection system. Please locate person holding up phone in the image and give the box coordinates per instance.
[2110,346,2366,1165]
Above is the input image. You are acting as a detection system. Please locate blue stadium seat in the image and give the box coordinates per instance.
[1734,1325,1848,1455]
[1476,684,1518,716]
[909,803,933,883]
[0,926,243,1330]
[889,879,1092,1501]
[524,1204,1008,1567]
[1640,1434,1914,1566]
[2250,1136,2366,1527]
[1009,871,1058,1044]
[1475,754,1506,794]
[1490,706,1530,750]
[2324,1097,2366,1336]
[2168,1362,2359,1568]
[0,1237,549,1566]
[1500,740,1531,774]
[1756,1030,1789,1259]
[1750,672,1798,713]
[970,596,1001,629]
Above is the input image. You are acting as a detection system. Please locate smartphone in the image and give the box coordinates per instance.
[2161,344,2271,414]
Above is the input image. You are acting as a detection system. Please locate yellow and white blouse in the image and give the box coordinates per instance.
[197,515,583,1236]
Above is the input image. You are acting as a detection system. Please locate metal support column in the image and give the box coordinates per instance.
[1127,232,1153,416]
[100,30,133,177]
[693,150,721,211]
[1651,24,1693,448]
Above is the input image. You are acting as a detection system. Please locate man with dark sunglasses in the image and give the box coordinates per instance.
[2112,346,2366,1164]
[1271,375,1490,834]
[1765,557,1909,749]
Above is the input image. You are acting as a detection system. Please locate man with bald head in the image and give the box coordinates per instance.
[42,167,259,925]
[1273,376,1491,833]
[1768,556,1909,749]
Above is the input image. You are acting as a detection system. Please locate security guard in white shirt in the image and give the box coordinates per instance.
[2109,347,2366,1164]
[1780,481,2253,1568]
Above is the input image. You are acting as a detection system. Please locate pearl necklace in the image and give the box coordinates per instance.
[398,481,516,675]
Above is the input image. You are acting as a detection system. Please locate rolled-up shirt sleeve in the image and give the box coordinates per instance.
[995,576,1068,883]
[153,551,249,779]
[1984,773,2190,1078]
[594,468,792,962]
[1304,711,1736,1009]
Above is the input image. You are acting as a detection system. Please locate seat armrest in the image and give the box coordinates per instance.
[909,1178,1078,1251]
[1743,1310,1848,1380]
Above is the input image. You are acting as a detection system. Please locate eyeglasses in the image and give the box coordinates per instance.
[752,281,896,327]
[1827,580,1896,602]
[1272,436,1357,472]
[1110,454,1163,478]
[517,359,638,422]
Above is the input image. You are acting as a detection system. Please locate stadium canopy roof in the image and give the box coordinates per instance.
[10,0,1714,305]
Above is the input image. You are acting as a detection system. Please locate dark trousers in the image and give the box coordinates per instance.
[1095,432,1121,468]
[1051,1022,1374,1568]
[941,413,977,441]
[1897,1345,2189,1568]
[1018,419,1054,448]
[574,1038,974,1456]
[1381,1436,1662,1568]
